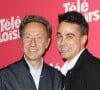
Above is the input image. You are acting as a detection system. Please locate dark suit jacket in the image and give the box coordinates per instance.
[0,57,64,90]
[65,49,100,90]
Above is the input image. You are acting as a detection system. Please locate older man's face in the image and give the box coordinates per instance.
[21,22,50,62]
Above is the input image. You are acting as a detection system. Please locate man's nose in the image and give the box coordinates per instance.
[61,37,67,46]
[30,38,36,46]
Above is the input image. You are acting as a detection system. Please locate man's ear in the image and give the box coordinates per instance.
[81,35,87,46]
[45,38,51,49]
[20,38,23,44]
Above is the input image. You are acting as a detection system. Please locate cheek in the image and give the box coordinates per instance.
[57,42,60,49]
[22,41,30,48]
[72,41,81,50]
[57,39,61,45]
[37,41,46,48]
[70,37,80,44]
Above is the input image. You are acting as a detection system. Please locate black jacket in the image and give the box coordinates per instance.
[0,57,64,90]
[65,49,100,90]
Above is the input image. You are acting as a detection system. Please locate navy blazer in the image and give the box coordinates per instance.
[0,57,64,90]
[65,49,100,90]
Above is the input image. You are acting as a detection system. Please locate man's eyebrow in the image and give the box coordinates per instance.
[66,33,75,36]
[57,32,75,36]
[57,32,61,35]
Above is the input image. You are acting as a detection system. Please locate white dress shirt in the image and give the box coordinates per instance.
[24,56,43,90]
[61,48,85,76]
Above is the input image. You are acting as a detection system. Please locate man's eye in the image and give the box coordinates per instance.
[68,35,73,38]
[26,36,30,38]
[24,36,31,39]
[37,36,42,39]
[57,34,62,38]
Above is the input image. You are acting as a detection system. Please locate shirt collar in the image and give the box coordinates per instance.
[24,55,43,72]
[61,48,85,76]
[24,55,43,89]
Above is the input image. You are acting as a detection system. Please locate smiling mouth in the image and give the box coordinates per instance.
[29,49,38,52]
[61,48,69,53]
[30,50,37,52]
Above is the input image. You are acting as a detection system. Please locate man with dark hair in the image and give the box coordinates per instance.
[0,15,64,90]
[57,11,100,90]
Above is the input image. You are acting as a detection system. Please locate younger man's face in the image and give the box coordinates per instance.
[57,22,87,62]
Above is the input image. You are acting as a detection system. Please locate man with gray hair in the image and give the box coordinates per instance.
[0,15,64,90]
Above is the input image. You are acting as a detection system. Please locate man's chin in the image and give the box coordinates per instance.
[61,55,67,60]
[25,55,37,61]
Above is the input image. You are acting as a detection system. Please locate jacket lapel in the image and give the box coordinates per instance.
[38,63,53,90]
[65,49,92,90]
[16,57,37,90]
[71,49,92,71]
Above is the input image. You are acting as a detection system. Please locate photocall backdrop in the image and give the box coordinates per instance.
[0,0,100,70]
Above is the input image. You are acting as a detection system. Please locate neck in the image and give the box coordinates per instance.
[24,56,42,69]
[67,48,85,63]
[27,60,42,69]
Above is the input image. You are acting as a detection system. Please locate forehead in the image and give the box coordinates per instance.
[57,22,81,34]
[24,22,46,30]
[23,22,47,34]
